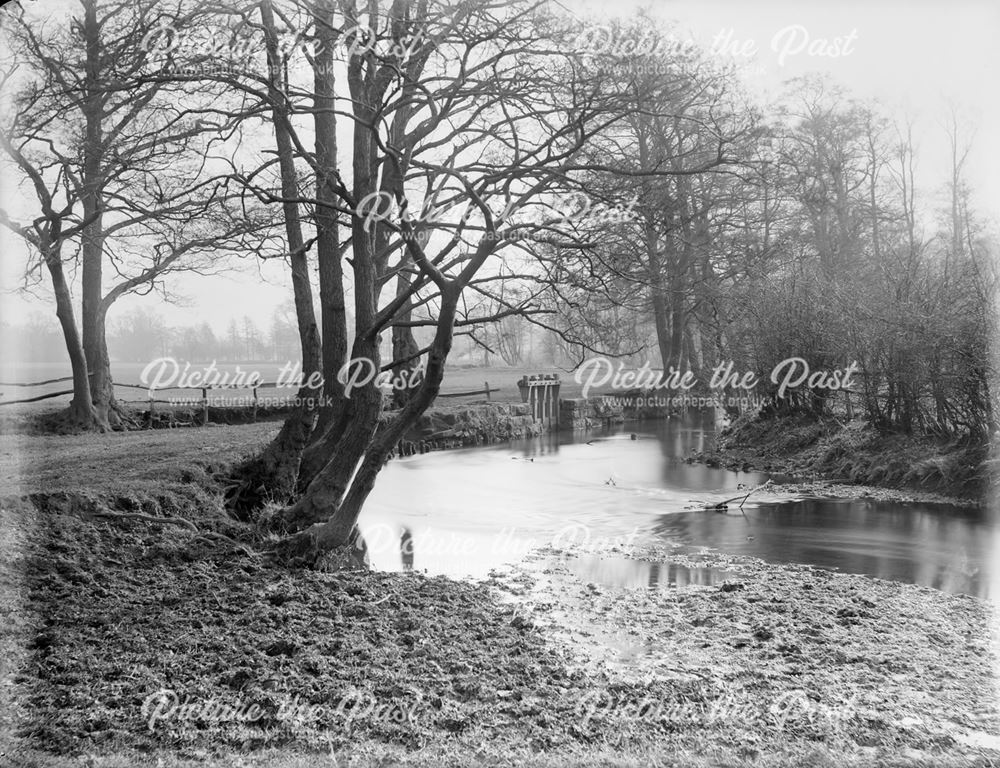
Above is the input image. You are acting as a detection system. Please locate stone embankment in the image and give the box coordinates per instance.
[390,397,631,457]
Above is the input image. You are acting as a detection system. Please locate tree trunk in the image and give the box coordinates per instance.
[276,289,459,565]
[277,43,386,531]
[80,0,113,430]
[310,0,348,439]
[390,271,422,408]
[665,283,685,373]
[645,221,675,377]
[276,375,381,533]
[81,304,116,427]
[684,322,702,380]
[45,246,100,428]
[225,0,322,519]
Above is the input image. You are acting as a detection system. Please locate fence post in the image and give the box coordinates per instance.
[485,381,491,402]
[202,387,209,426]
[148,391,155,425]
[252,385,258,422]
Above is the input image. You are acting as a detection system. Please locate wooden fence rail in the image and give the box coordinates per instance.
[437,382,494,400]
[0,376,497,420]
[0,389,77,405]
[0,374,80,387]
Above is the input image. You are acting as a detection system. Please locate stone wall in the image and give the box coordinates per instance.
[389,402,544,457]
[558,396,625,432]
[386,396,629,460]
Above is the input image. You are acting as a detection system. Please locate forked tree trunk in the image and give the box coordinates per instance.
[277,48,385,529]
[282,18,392,524]
[297,401,351,494]
[276,373,382,533]
[275,289,459,566]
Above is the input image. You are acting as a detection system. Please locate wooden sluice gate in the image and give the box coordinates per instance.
[517,374,561,427]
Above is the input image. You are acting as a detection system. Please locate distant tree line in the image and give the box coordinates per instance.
[550,71,997,440]
[6,306,304,364]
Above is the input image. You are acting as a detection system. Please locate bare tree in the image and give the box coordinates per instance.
[177,0,702,564]
[542,28,763,378]
[0,0,263,429]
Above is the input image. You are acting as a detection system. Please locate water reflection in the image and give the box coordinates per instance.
[552,553,736,589]
[362,412,997,599]
[400,527,414,572]
[656,499,997,598]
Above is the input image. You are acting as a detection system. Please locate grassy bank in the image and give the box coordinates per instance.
[689,412,992,503]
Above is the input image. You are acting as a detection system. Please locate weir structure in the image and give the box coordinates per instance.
[517,374,561,426]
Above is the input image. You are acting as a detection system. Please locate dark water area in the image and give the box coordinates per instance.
[657,498,993,598]
[361,412,999,599]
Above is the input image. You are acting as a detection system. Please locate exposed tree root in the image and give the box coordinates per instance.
[39,403,108,434]
[91,510,199,532]
[93,509,257,558]
[267,524,369,571]
[224,406,316,522]
[192,531,258,558]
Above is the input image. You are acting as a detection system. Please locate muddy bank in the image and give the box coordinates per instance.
[494,541,1000,760]
[0,490,589,762]
[687,413,991,506]
[2,486,999,767]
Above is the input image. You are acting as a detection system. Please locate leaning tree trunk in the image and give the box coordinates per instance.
[278,219,385,532]
[224,0,322,519]
[275,2,457,559]
[275,371,382,534]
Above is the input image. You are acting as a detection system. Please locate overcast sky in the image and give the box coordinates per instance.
[2,0,997,337]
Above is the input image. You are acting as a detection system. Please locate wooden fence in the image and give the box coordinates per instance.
[0,374,92,406]
[0,374,497,423]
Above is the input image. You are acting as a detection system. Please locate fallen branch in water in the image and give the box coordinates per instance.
[704,479,773,511]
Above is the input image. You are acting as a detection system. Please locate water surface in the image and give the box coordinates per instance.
[361,413,999,598]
